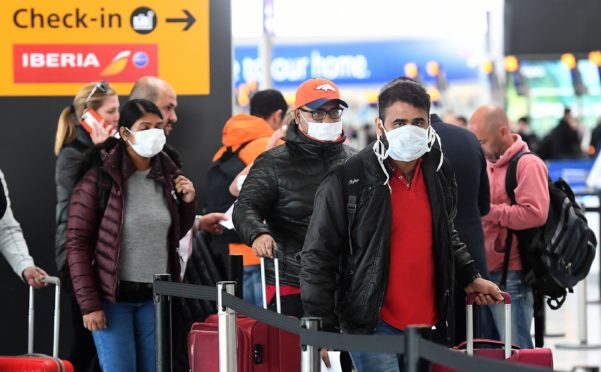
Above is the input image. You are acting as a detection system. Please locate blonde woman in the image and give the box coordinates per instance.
[54,81,118,372]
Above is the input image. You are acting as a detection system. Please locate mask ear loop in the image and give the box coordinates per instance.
[427,126,444,172]
[373,119,392,192]
[125,128,136,147]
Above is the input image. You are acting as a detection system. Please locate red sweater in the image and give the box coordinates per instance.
[380,161,437,330]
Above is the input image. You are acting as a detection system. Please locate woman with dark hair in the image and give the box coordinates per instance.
[54,81,119,372]
[65,99,196,371]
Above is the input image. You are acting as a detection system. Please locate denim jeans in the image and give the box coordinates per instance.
[92,300,155,372]
[350,320,405,372]
[479,302,500,341]
[487,271,534,349]
[243,265,263,307]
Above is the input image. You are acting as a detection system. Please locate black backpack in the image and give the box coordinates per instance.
[205,141,252,214]
[340,156,364,257]
[502,152,597,310]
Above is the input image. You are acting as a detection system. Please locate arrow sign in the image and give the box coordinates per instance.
[166,9,196,31]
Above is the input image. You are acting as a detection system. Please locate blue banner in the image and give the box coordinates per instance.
[234,39,483,88]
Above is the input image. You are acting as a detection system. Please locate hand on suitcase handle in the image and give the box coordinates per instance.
[465,277,505,305]
[40,276,60,286]
[252,234,277,258]
[466,291,511,305]
[23,267,49,289]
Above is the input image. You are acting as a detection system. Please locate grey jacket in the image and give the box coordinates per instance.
[0,169,34,279]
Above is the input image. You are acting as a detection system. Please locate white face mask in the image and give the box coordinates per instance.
[373,117,443,190]
[381,120,434,162]
[301,112,342,142]
[126,128,166,158]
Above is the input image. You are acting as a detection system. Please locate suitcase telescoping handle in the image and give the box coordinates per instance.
[466,291,512,359]
[260,255,281,314]
[28,276,61,358]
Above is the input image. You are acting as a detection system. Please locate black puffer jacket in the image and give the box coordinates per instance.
[233,123,357,288]
[55,125,94,274]
[300,145,479,340]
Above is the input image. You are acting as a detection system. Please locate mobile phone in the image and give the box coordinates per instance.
[80,108,107,134]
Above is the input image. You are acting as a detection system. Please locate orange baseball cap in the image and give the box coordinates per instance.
[295,78,348,110]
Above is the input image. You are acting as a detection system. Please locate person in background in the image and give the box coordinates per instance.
[233,78,357,318]
[430,111,491,345]
[208,89,288,307]
[1,169,48,289]
[129,76,178,136]
[54,81,119,372]
[515,116,540,154]
[468,105,549,349]
[65,100,196,371]
[443,113,468,128]
[538,108,582,159]
[589,117,601,156]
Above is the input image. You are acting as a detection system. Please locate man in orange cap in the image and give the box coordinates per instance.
[233,78,357,317]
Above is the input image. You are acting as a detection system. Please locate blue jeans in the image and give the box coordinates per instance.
[350,320,405,372]
[480,303,500,341]
[243,265,263,307]
[486,271,534,349]
[92,300,155,372]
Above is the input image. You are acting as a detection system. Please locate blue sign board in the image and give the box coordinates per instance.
[546,159,595,193]
[234,39,482,88]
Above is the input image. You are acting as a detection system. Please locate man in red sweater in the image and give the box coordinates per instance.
[468,105,550,348]
[301,78,502,372]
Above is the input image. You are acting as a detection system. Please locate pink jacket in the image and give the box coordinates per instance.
[482,134,549,273]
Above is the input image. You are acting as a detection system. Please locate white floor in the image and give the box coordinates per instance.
[544,273,601,371]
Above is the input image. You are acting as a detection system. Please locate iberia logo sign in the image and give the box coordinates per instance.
[13,44,158,83]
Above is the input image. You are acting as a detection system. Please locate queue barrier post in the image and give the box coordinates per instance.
[154,274,172,372]
[218,281,238,372]
[300,317,322,372]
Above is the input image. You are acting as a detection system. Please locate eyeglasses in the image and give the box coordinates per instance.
[300,107,344,121]
[85,81,109,104]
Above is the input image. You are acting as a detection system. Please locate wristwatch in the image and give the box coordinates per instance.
[195,215,203,227]
[471,273,482,282]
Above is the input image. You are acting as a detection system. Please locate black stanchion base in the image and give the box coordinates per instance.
[556,342,601,350]
[543,332,566,338]
[571,365,600,372]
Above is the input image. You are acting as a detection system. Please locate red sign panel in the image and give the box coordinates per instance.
[13,44,158,83]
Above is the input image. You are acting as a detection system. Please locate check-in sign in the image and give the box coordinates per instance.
[0,1,210,96]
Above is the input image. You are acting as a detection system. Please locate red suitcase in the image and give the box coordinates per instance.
[0,276,74,372]
[188,257,301,372]
[432,292,553,371]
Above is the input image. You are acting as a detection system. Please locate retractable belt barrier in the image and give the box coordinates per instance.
[153,279,551,372]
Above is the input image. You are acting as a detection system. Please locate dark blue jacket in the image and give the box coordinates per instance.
[431,114,490,277]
